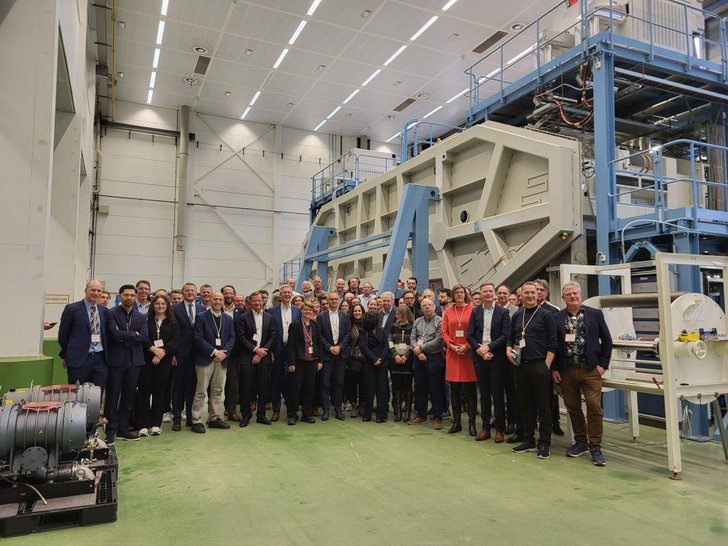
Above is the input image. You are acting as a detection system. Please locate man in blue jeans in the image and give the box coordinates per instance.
[408,299,445,430]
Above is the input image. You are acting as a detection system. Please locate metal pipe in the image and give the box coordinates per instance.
[175,106,190,252]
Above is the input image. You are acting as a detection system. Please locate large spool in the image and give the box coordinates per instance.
[1,383,101,425]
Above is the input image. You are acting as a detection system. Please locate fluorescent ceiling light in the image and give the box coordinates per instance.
[342,89,359,104]
[327,106,341,119]
[506,44,535,65]
[161,0,169,16]
[361,69,381,87]
[149,72,156,89]
[485,67,501,78]
[249,91,261,105]
[152,48,160,68]
[383,45,407,66]
[386,132,401,143]
[410,16,438,42]
[447,88,468,103]
[442,0,458,10]
[156,20,165,44]
[289,20,307,45]
[314,120,327,131]
[240,106,251,120]
[423,105,443,119]
[307,0,322,16]
[273,48,289,69]
[147,89,154,104]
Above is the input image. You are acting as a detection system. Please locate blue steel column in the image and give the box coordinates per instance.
[592,45,626,421]
[297,226,336,292]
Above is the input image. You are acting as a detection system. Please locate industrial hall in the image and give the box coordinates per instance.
[2,0,728,543]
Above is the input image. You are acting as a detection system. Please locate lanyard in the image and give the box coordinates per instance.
[521,306,539,338]
[212,313,222,339]
[302,321,313,345]
[453,304,467,329]
[155,318,163,339]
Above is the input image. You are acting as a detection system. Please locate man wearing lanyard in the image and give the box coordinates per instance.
[106,284,149,443]
[267,284,301,422]
[237,291,277,427]
[221,285,245,422]
[506,281,557,459]
[191,292,235,433]
[553,281,612,466]
[317,292,352,421]
[467,282,511,443]
[408,299,445,430]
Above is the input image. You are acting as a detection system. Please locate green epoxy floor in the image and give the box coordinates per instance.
[8,414,728,545]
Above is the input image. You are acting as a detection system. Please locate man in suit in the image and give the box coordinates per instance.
[267,284,301,422]
[237,291,277,427]
[379,291,396,335]
[467,282,511,443]
[222,284,246,422]
[58,280,109,390]
[495,283,519,435]
[553,281,612,467]
[105,284,149,443]
[171,282,206,431]
[317,291,351,421]
[191,292,235,433]
[534,278,564,437]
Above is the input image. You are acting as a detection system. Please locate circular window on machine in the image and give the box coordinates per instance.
[460,210,469,223]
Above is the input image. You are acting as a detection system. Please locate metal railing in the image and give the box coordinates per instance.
[399,119,465,162]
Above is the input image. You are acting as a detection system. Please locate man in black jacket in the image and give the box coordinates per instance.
[553,281,612,466]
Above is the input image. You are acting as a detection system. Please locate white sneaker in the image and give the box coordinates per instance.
[138,427,149,437]
[150,426,162,436]
[162,412,172,423]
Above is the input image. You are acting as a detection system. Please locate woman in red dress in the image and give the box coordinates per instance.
[442,284,477,436]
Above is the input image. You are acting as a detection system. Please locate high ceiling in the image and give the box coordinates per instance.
[93,0,553,142]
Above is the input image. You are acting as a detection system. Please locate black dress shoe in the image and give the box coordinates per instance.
[239,415,251,428]
[118,430,140,441]
[321,411,329,421]
[257,415,272,425]
[506,434,524,444]
[448,421,463,434]
[553,423,565,436]
[303,416,316,424]
[191,423,206,434]
[287,417,297,426]
[208,418,230,429]
[335,411,345,421]
[504,424,515,435]
[362,417,372,422]
[468,420,478,437]
[376,417,387,423]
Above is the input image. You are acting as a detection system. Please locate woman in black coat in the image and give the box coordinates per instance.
[137,294,179,436]
[286,300,324,425]
[359,310,390,423]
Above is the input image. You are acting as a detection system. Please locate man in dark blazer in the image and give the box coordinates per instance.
[58,280,109,390]
[379,291,396,336]
[222,284,246,422]
[267,284,301,422]
[466,282,511,443]
[553,281,612,467]
[171,283,206,431]
[106,284,149,443]
[237,291,277,427]
[317,291,351,421]
[192,292,235,433]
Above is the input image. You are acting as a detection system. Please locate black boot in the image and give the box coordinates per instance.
[468,418,477,437]
[394,391,402,422]
[403,392,412,423]
[448,401,462,434]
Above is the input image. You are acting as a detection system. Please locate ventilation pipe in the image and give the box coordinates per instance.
[176,105,190,251]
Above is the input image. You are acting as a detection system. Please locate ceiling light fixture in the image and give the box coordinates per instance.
[308,0,322,16]
[161,0,169,16]
[345,113,352,117]
[289,20,307,45]
[287,102,294,108]
[225,91,231,97]
[386,115,396,120]
[156,20,165,44]
[423,105,442,118]
[317,64,326,71]
[245,49,254,56]
[410,16,438,42]
[327,106,341,119]
[442,0,458,10]
[415,92,429,100]
[152,48,160,68]
[240,106,251,120]
[342,89,359,104]
[507,44,535,65]
[448,33,459,41]
[117,71,124,78]
[273,48,289,69]
[249,91,261,105]
[314,120,327,131]
[393,81,401,87]
[184,77,198,85]
[149,72,156,88]
[193,46,208,55]
[361,69,381,87]
[383,45,407,66]
[447,88,468,103]
[386,132,401,143]
[509,22,525,32]
[147,89,154,104]
[361,10,371,18]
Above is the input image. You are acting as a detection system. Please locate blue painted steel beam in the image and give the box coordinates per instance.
[303,231,393,260]
[297,226,336,292]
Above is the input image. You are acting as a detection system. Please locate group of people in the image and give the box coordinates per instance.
[57,274,612,466]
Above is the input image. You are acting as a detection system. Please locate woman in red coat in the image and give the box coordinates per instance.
[442,284,477,436]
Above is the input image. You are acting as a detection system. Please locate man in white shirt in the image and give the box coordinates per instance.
[268,285,301,421]
[359,282,375,311]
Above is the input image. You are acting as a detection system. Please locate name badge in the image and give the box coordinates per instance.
[154,339,164,348]
[417,337,424,345]
[483,335,491,343]
[308,346,313,354]
[91,334,101,344]
[565,333,576,343]
[455,329,464,338]
[519,339,526,349]
[253,333,261,342]
[396,343,407,353]
[215,338,222,347]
